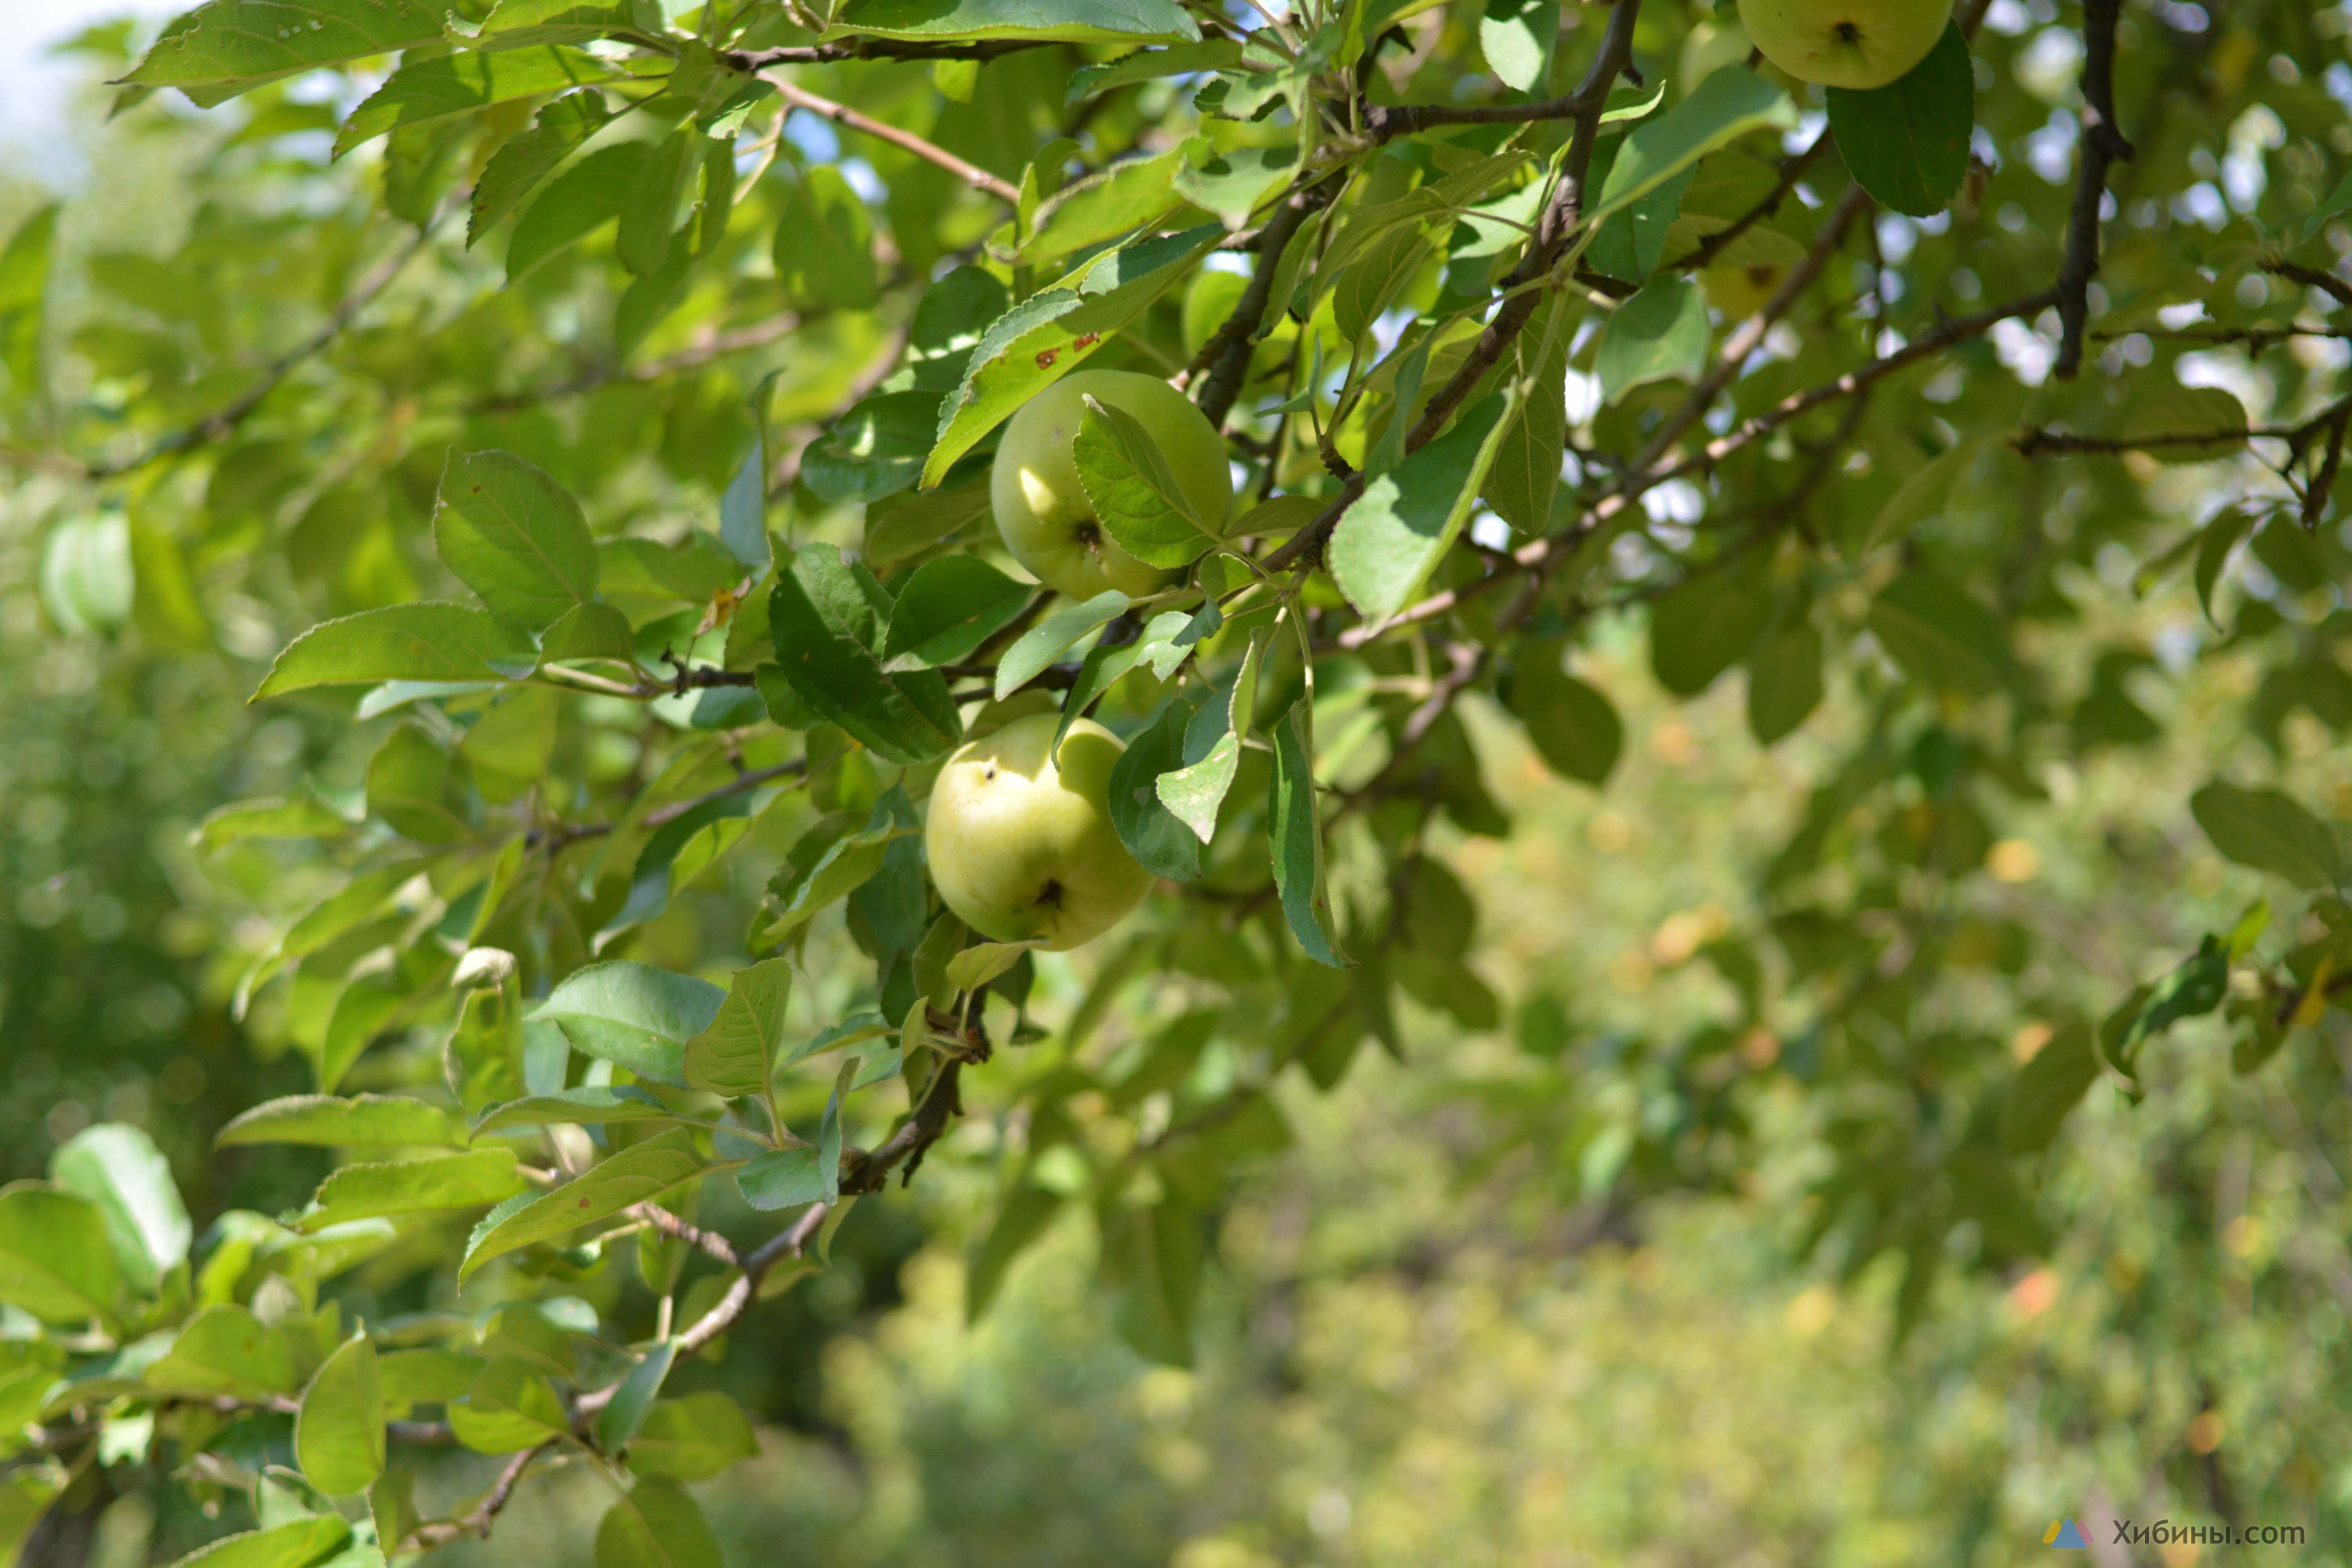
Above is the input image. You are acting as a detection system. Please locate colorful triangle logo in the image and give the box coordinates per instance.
[2043,1519,2089,1549]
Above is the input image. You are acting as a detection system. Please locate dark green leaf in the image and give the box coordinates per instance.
[124,0,445,100]
[996,590,1129,699]
[507,142,655,282]
[336,47,611,156]
[1824,24,1973,217]
[1508,642,1621,785]
[774,165,877,311]
[881,557,1030,670]
[768,545,963,763]
[833,0,1202,43]
[1269,702,1350,967]
[1072,395,1225,568]
[1108,697,1201,882]
[1595,278,1709,402]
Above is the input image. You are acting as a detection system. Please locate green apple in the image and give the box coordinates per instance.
[924,712,1156,951]
[1735,0,1951,89]
[990,368,1232,601]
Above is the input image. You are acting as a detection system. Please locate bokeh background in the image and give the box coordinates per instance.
[6,7,2352,1566]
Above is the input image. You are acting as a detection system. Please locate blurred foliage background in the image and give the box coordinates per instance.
[6,1,2352,1563]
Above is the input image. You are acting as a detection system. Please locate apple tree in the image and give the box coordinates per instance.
[2,0,2349,1559]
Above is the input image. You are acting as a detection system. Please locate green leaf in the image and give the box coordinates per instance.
[163,1515,352,1568]
[2122,385,2250,462]
[1595,278,1709,402]
[601,536,746,608]
[1020,139,1202,264]
[145,1305,298,1397]
[296,1334,385,1496]
[476,0,665,45]
[1867,433,1996,550]
[472,1086,684,1134]
[0,1183,119,1323]
[193,792,356,851]
[2190,782,2342,889]
[881,557,1031,670]
[1329,394,1512,619]
[124,0,445,100]
[801,390,942,505]
[601,794,755,939]
[1746,619,1824,745]
[336,47,611,156]
[0,1468,61,1567]
[432,449,600,630]
[1586,158,1694,285]
[996,590,1130,699]
[254,604,532,698]
[368,1471,420,1559]
[830,0,1202,43]
[507,141,655,283]
[1073,396,1225,568]
[758,813,908,945]
[618,128,695,278]
[449,1356,568,1453]
[1332,223,1436,348]
[1168,144,1297,229]
[376,1348,486,1402]
[769,545,963,764]
[624,1392,758,1480]
[774,165,877,311]
[1508,642,1621,785]
[366,725,465,844]
[1269,702,1350,967]
[966,1185,1062,1322]
[2192,505,2256,625]
[460,1128,710,1281]
[925,226,1221,486]
[540,601,641,670]
[596,1339,677,1454]
[1867,572,2022,694]
[50,1123,191,1293]
[735,1147,829,1211]
[293,1149,530,1232]
[1479,0,1556,93]
[1588,66,1795,227]
[1108,697,1201,882]
[1099,1199,1199,1366]
[2119,936,2230,1057]
[1824,24,1973,217]
[1481,297,1571,534]
[0,205,57,398]
[1649,564,1771,696]
[529,961,727,1087]
[2000,1022,2100,1152]
[683,958,793,1098]
[945,940,1047,993]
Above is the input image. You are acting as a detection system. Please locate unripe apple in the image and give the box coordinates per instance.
[1735,0,1951,89]
[989,368,1232,601]
[924,712,1155,951]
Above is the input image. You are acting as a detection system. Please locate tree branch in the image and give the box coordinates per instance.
[397,1439,552,1553]
[1666,129,1831,277]
[2266,259,2352,309]
[1336,285,2059,649]
[2052,0,2136,378]
[467,313,800,415]
[761,75,1022,205]
[1260,0,1643,576]
[68,210,445,480]
[1192,172,1343,429]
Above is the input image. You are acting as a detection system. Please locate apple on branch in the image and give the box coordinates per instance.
[990,368,1232,601]
[926,713,1156,951]
[1736,0,1952,88]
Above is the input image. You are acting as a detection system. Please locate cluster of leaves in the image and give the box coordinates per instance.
[3,0,2352,1558]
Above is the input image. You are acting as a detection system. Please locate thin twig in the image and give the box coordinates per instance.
[67,210,446,480]
[2052,0,2136,377]
[762,75,1021,205]
[2265,260,2352,309]
[467,314,801,415]
[533,758,804,852]
[1261,0,1643,576]
[397,1440,551,1552]
[1668,129,1832,276]
[1193,173,1344,429]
